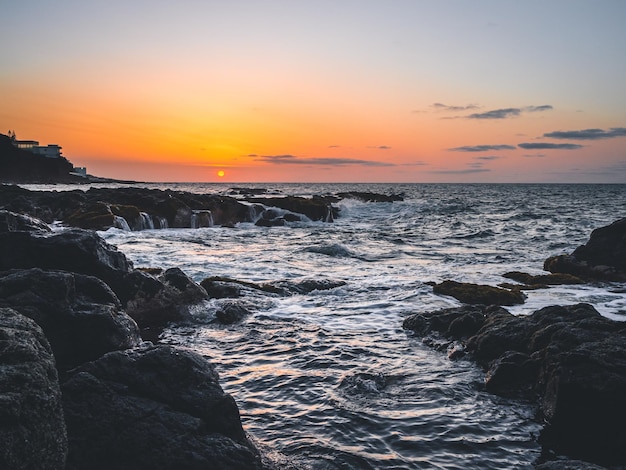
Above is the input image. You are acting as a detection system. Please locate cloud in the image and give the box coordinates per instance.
[430,103,480,112]
[475,156,501,161]
[328,145,341,148]
[367,145,391,150]
[468,108,521,119]
[522,153,546,158]
[449,144,516,152]
[518,143,583,150]
[543,127,626,140]
[525,105,553,112]
[467,105,552,119]
[254,154,394,167]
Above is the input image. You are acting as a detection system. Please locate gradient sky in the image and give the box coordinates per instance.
[2,1,626,183]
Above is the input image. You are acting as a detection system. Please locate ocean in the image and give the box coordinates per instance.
[42,183,626,468]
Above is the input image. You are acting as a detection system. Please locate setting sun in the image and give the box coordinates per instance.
[217,170,225,178]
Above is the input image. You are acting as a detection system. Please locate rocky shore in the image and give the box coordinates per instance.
[0,211,269,469]
[406,217,626,467]
[0,185,406,231]
[1,194,625,468]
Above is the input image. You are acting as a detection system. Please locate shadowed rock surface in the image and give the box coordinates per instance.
[432,280,525,306]
[62,345,263,470]
[0,308,67,469]
[0,210,52,233]
[0,269,141,371]
[403,303,626,466]
[544,217,626,281]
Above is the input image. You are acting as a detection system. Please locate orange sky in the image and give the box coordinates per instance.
[2,1,625,183]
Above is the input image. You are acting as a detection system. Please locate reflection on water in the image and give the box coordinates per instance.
[100,183,626,468]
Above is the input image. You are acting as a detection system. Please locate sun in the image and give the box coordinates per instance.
[217,170,225,178]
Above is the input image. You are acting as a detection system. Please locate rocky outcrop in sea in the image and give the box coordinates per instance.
[408,217,626,467]
[0,211,268,469]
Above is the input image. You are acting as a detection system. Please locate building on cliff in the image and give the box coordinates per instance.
[14,140,63,158]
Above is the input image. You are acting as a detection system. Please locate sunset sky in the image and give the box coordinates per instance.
[2,1,625,183]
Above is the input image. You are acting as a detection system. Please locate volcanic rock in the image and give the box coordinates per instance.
[432,280,525,306]
[0,307,67,469]
[0,268,141,371]
[403,303,626,466]
[61,345,263,470]
[0,210,52,233]
[544,217,626,281]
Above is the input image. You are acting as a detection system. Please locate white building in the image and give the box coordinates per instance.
[14,140,63,158]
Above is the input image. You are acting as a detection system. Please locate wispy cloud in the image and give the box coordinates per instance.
[366,145,391,150]
[525,105,553,112]
[543,127,626,140]
[518,143,583,150]
[468,108,521,119]
[475,155,501,161]
[430,103,480,112]
[522,153,546,158]
[467,105,552,120]
[449,144,516,152]
[253,154,394,167]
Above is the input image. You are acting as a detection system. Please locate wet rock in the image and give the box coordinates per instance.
[117,269,208,332]
[502,271,585,287]
[245,196,336,222]
[0,228,133,289]
[403,303,626,466]
[0,307,67,469]
[336,191,403,202]
[0,268,141,371]
[535,460,607,470]
[544,217,626,282]
[0,210,51,233]
[432,280,525,306]
[201,277,243,298]
[61,345,263,470]
[65,202,116,230]
[200,276,284,297]
[268,278,347,295]
[215,300,253,324]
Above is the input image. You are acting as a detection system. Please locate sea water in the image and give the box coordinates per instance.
[43,183,626,468]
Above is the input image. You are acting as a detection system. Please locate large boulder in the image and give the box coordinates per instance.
[403,303,626,466]
[544,217,626,281]
[0,210,51,233]
[0,228,133,288]
[0,268,141,371]
[61,345,263,470]
[117,268,208,333]
[0,308,67,469]
[432,280,525,306]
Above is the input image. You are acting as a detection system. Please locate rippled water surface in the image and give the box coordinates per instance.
[94,183,626,469]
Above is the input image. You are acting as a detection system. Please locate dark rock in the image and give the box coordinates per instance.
[336,191,403,202]
[200,276,284,297]
[62,345,263,470]
[535,460,607,470]
[117,269,208,332]
[0,229,133,289]
[245,196,336,222]
[268,278,347,295]
[544,218,626,282]
[0,307,67,469]
[65,202,116,230]
[432,280,525,306]
[201,278,243,298]
[0,268,141,371]
[0,210,51,233]
[403,303,626,466]
[215,300,253,324]
[502,271,585,286]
